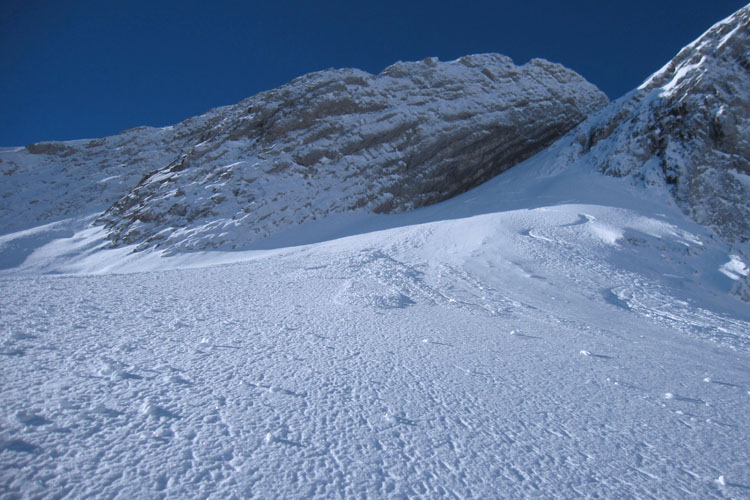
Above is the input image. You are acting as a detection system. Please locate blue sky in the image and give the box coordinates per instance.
[1,0,746,146]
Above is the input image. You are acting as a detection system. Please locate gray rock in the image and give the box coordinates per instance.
[93,53,607,251]
[570,5,750,243]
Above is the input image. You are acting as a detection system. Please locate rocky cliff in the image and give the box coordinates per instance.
[565,5,750,243]
[98,54,607,251]
[1,54,607,251]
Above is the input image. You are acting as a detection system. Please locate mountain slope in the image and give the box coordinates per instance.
[2,152,749,499]
[0,54,606,252]
[98,55,606,252]
[559,4,750,243]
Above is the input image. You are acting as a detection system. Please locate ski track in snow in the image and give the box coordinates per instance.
[2,208,750,499]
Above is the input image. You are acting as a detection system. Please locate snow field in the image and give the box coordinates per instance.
[2,201,749,498]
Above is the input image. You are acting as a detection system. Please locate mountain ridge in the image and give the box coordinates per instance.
[2,54,607,251]
[0,6,748,266]
[565,5,750,243]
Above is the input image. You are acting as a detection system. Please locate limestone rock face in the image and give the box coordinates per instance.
[86,54,606,251]
[0,128,186,234]
[570,5,750,242]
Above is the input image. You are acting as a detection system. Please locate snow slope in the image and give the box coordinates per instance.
[2,141,750,498]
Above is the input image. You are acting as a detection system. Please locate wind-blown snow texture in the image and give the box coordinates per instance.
[2,7,750,500]
[2,160,750,498]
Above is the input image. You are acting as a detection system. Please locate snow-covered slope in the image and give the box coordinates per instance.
[0,130,179,233]
[0,54,606,252]
[2,151,750,498]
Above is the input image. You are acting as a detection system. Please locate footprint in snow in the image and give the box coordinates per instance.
[664,393,705,404]
[15,411,52,427]
[1,439,40,454]
[165,374,192,385]
[385,411,418,426]
[10,331,38,340]
[91,403,123,417]
[579,350,613,359]
[703,377,742,388]
[0,347,25,356]
[140,400,181,419]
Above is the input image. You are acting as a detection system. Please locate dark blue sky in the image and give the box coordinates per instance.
[1,0,747,146]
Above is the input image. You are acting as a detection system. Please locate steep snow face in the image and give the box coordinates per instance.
[562,5,750,243]
[1,54,606,251]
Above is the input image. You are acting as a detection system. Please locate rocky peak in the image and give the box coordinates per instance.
[571,5,750,242]
[92,54,606,251]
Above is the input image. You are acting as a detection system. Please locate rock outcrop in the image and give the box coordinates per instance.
[0,128,183,233]
[89,54,606,251]
[566,5,750,242]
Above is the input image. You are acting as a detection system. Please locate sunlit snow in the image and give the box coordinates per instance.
[2,143,749,498]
